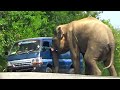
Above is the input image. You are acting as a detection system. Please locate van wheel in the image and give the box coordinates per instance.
[7,69,13,72]
[46,67,53,73]
[68,68,74,74]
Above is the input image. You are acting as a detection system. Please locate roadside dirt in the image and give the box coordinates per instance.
[0,72,119,79]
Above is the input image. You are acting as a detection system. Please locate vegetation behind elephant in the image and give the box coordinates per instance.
[51,17,117,76]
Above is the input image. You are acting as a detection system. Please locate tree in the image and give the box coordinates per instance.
[0,11,108,72]
[0,11,49,71]
[0,11,49,53]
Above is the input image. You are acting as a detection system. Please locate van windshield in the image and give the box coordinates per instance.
[9,40,40,55]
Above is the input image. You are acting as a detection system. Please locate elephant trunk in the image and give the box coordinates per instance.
[50,47,59,73]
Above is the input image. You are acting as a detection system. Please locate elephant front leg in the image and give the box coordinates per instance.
[51,50,59,73]
[73,58,80,74]
[67,30,81,74]
[70,49,81,74]
[53,60,59,73]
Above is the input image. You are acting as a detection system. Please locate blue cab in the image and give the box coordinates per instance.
[6,37,84,74]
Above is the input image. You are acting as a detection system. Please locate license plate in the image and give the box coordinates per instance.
[15,63,22,66]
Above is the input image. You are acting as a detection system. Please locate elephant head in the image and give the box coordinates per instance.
[51,24,70,73]
[52,24,69,54]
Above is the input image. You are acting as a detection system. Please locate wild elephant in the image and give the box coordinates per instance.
[51,17,117,76]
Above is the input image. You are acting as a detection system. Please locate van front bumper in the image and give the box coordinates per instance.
[7,65,39,72]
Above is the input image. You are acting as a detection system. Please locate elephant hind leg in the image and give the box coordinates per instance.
[84,48,102,76]
[103,60,117,76]
[103,47,117,76]
[84,58,101,75]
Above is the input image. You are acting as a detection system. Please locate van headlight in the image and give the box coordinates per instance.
[32,57,43,66]
[7,62,12,67]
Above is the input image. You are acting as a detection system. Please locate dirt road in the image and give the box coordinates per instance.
[0,72,119,79]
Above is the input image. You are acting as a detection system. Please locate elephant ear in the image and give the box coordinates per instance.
[57,27,64,39]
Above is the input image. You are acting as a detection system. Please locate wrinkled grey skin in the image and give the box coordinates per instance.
[51,17,117,76]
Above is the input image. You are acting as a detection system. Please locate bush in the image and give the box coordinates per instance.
[0,55,7,72]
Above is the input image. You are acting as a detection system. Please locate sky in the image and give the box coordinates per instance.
[99,11,120,28]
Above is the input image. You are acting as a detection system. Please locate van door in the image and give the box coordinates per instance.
[59,51,72,73]
[40,40,52,59]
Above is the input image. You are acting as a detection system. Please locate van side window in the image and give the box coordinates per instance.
[43,41,49,47]
[42,41,50,52]
[40,41,52,59]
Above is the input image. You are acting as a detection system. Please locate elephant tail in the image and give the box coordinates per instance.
[103,44,114,69]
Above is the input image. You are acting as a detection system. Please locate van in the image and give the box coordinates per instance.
[6,37,84,74]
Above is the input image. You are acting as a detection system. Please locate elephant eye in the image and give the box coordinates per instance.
[57,34,62,39]
[57,33,61,38]
[57,30,63,39]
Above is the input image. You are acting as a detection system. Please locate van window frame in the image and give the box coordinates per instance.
[9,39,41,55]
[39,39,52,59]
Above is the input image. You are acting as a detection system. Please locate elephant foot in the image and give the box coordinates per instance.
[109,66,117,76]
[74,68,81,74]
[85,67,102,76]
[111,72,117,76]
[93,70,102,76]
[109,69,117,76]
[53,67,59,73]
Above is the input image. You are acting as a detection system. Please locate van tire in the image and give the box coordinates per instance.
[46,67,53,73]
[68,68,74,74]
[7,69,13,72]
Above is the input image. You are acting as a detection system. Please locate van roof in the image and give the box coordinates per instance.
[16,37,53,42]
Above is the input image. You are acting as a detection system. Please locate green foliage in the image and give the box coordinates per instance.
[0,55,7,71]
[0,11,48,53]
[113,29,120,76]
[1,11,120,76]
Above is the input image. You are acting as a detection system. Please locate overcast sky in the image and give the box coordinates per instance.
[99,11,120,28]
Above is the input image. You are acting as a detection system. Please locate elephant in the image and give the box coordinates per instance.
[51,17,117,76]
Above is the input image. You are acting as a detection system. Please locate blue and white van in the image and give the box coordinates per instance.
[6,37,84,74]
